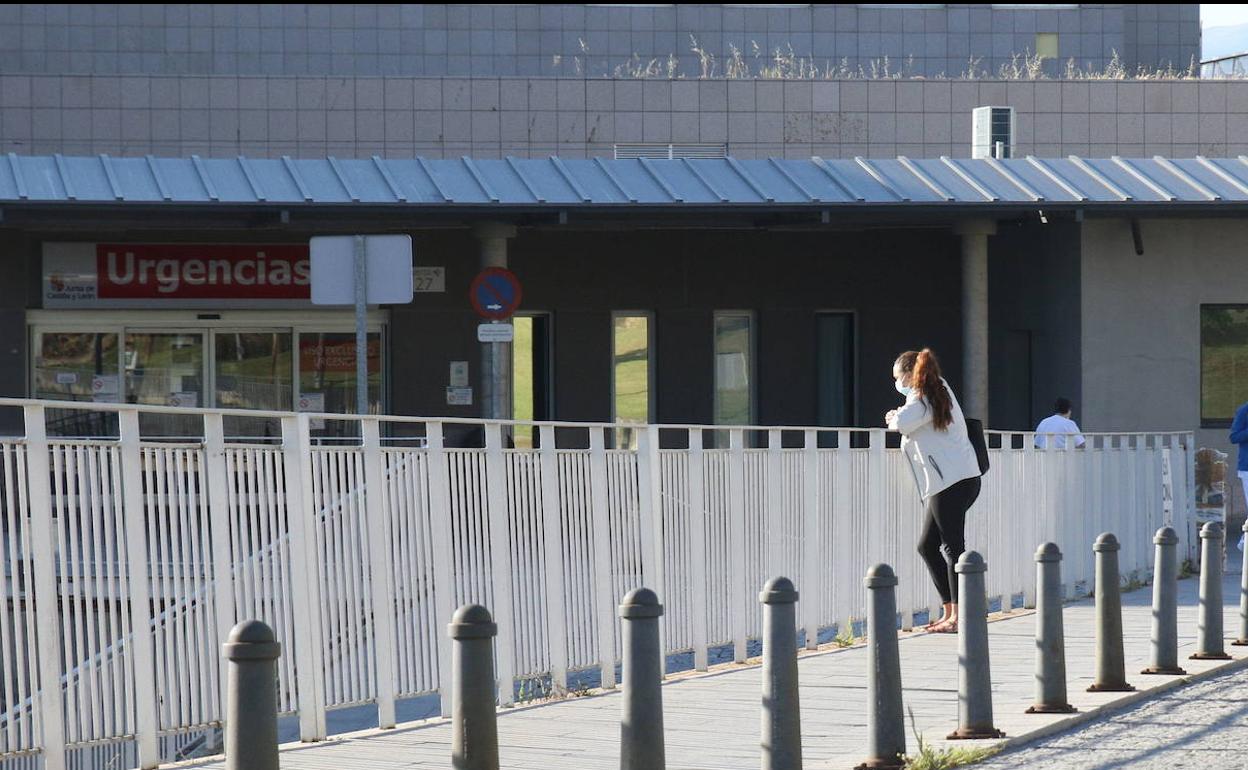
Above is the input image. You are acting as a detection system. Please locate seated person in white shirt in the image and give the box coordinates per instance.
[1035,398,1086,449]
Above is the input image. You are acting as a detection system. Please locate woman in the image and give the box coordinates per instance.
[885,349,982,633]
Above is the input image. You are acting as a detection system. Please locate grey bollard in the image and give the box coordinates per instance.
[855,564,906,770]
[1142,527,1187,675]
[760,577,802,770]
[1236,520,1248,647]
[1088,533,1134,692]
[449,605,500,770]
[620,588,665,770]
[222,620,281,770]
[1191,522,1232,660]
[1026,543,1075,714]
[947,551,1005,740]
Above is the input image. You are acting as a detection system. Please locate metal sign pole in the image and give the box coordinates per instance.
[353,235,368,417]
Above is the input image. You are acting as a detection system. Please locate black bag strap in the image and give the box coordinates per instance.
[965,417,990,475]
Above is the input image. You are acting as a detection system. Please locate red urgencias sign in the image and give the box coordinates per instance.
[96,244,311,299]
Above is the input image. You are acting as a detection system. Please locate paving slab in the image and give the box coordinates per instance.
[182,572,1248,769]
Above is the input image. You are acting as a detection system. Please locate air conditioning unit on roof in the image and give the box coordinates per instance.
[972,106,1015,159]
[614,143,728,160]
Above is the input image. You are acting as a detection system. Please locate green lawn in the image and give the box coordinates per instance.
[613,316,650,424]
[1202,342,1248,421]
[512,317,535,447]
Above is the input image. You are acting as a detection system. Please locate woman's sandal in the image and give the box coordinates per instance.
[932,620,959,634]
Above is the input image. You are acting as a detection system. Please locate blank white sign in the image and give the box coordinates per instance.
[309,234,414,305]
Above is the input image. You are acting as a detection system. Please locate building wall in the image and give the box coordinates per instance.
[1,74,1243,160]
[387,226,966,430]
[5,222,966,433]
[0,4,1199,81]
[988,218,1082,432]
[1081,217,1245,453]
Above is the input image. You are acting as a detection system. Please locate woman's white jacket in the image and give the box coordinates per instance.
[887,378,981,500]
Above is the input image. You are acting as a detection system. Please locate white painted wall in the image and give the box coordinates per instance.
[1082,216,1247,511]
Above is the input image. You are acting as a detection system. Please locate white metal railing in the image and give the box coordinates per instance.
[0,398,1194,770]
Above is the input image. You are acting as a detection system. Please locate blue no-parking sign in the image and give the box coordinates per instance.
[469,267,523,320]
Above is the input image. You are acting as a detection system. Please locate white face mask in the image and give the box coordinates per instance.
[895,379,911,398]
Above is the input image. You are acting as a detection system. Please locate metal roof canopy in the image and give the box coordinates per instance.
[6,152,1248,211]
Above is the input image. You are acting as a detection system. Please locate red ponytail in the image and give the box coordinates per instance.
[896,348,954,430]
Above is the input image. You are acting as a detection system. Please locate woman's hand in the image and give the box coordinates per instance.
[885,409,898,426]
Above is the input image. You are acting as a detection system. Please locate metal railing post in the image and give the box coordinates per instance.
[202,413,239,728]
[635,424,666,663]
[1022,439,1039,609]
[223,620,281,770]
[361,417,398,727]
[833,430,859,643]
[483,423,516,706]
[766,429,784,578]
[800,430,821,650]
[867,430,886,572]
[688,428,709,671]
[23,405,68,770]
[424,421,459,715]
[588,427,618,689]
[537,424,570,692]
[280,414,328,740]
[729,428,748,662]
[117,409,161,767]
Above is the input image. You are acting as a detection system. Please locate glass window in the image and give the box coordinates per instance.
[125,332,205,408]
[512,315,553,449]
[125,331,205,437]
[216,330,293,440]
[714,313,753,426]
[612,313,651,449]
[35,331,119,402]
[513,317,535,449]
[297,331,382,416]
[35,331,121,437]
[1035,32,1059,59]
[215,331,293,411]
[1201,305,1248,426]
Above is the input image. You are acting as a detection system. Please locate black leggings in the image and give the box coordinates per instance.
[918,476,982,604]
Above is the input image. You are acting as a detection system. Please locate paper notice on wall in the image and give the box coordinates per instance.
[91,375,120,402]
[446,387,473,406]
[168,392,198,408]
[298,393,326,429]
[450,361,469,388]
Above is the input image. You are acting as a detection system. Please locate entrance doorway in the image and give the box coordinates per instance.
[30,312,386,438]
[511,313,553,448]
[816,312,855,445]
